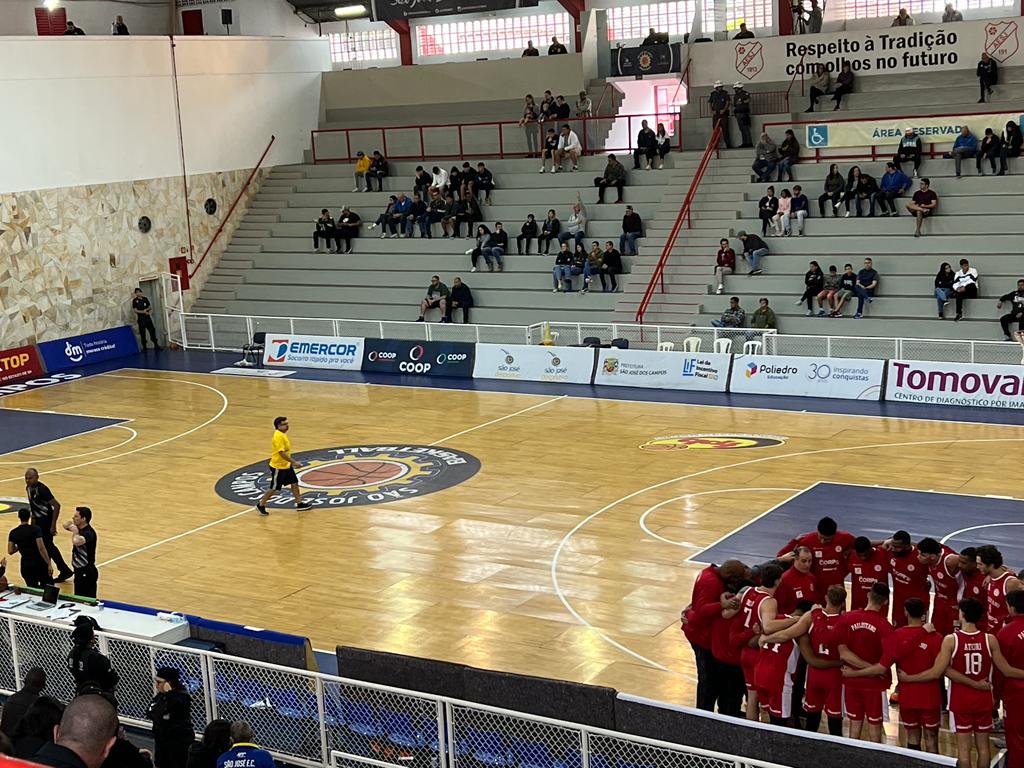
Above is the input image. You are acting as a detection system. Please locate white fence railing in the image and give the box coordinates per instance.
[0,611,788,768]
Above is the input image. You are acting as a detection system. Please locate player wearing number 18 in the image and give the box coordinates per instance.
[256,417,312,516]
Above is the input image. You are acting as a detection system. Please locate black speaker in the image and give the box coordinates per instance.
[221,8,233,25]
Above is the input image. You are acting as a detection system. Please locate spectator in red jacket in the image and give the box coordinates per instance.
[714,238,736,295]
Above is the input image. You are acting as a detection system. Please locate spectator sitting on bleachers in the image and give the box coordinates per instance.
[771,188,792,236]
[711,297,746,328]
[789,184,809,235]
[777,130,799,183]
[389,193,411,238]
[442,194,466,239]
[482,222,507,271]
[312,209,335,253]
[943,3,963,21]
[837,165,861,216]
[552,242,574,292]
[893,128,923,177]
[456,191,482,238]
[548,36,568,54]
[0,667,45,739]
[997,279,1024,340]
[751,297,777,328]
[413,165,433,197]
[515,214,538,254]
[600,241,623,292]
[620,205,642,256]
[752,133,779,183]
[907,177,938,236]
[818,163,844,216]
[553,124,582,172]
[855,169,880,217]
[417,276,449,322]
[405,195,426,239]
[538,209,561,254]
[538,91,555,123]
[368,196,397,236]
[594,154,627,204]
[853,257,879,319]
[977,128,1003,175]
[352,151,370,192]
[977,52,998,103]
[934,261,955,319]
[367,151,388,192]
[186,719,231,768]
[830,263,857,317]
[715,238,735,294]
[876,162,912,216]
[336,207,361,253]
[469,225,493,272]
[891,8,914,26]
[430,166,449,196]
[216,722,274,768]
[449,165,465,197]
[558,193,587,247]
[475,162,495,205]
[806,64,830,113]
[522,41,539,57]
[654,123,671,168]
[576,91,592,118]
[32,695,118,768]
[539,127,559,173]
[448,277,473,323]
[832,62,854,110]
[796,261,824,316]
[12,696,63,760]
[951,126,977,178]
[634,120,658,170]
[817,264,841,316]
[571,242,593,293]
[952,258,979,321]
[421,190,449,238]
[1001,120,1022,174]
[757,185,779,236]
[737,230,769,275]
[553,96,571,120]
[588,241,604,281]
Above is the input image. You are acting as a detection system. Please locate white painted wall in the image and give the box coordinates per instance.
[0,36,330,193]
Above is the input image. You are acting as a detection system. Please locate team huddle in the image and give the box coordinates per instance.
[682,516,1024,768]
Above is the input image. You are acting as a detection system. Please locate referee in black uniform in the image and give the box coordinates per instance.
[132,288,161,350]
[64,506,99,598]
[24,469,73,583]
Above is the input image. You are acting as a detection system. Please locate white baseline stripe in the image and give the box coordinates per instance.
[0,425,138,465]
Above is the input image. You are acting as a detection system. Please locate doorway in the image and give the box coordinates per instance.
[181,9,205,35]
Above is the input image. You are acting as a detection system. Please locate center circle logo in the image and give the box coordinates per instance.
[215,445,481,509]
[0,498,27,516]
[639,434,786,451]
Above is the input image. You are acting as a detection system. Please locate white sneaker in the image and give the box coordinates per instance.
[716,285,723,294]
[844,211,851,217]
[539,167,546,173]
[552,287,559,292]
[390,233,399,238]
[368,223,377,230]
[380,233,387,238]
[352,187,360,192]
[794,299,804,306]
[471,266,477,272]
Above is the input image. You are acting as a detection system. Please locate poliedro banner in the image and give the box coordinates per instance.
[263,335,363,370]
[594,349,730,391]
[801,111,1023,149]
[886,359,1024,409]
[473,344,595,384]
[730,355,884,400]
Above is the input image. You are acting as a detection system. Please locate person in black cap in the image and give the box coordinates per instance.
[146,667,193,768]
[67,621,119,700]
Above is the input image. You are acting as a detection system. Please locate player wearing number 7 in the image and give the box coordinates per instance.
[256,416,313,516]
[899,598,1024,768]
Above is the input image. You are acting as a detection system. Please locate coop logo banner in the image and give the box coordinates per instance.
[263,334,363,370]
[362,339,475,377]
[805,111,1023,149]
[37,326,139,372]
[731,354,884,400]
[215,444,481,509]
[594,349,729,391]
[0,345,45,385]
[886,359,1024,409]
[473,343,595,384]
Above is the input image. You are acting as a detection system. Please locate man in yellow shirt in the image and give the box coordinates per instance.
[353,151,371,193]
[256,416,312,516]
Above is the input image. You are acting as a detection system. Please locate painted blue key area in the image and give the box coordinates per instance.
[0,409,127,457]
[691,482,1024,567]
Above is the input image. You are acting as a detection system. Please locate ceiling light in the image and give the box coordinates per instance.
[45,0,60,10]
[335,4,368,17]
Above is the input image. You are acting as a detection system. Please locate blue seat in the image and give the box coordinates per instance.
[235,678,270,708]
[213,672,235,704]
[269,686,316,719]
[459,728,509,767]
[561,750,610,768]
[509,739,556,768]
[381,710,425,749]
[340,698,380,738]
[323,693,346,728]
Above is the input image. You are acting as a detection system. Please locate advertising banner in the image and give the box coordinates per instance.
[370,0,537,23]
[0,345,45,386]
[690,17,1021,85]
[886,359,1024,409]
[593,349,730,391]
[473,344,595,384]
[803,111,1022,150]
[362,338,475,378]
[0,373,82,398]
[262,335,364,371]
[613,43,683,77]
[37,326,139,373]
[730,355,884,400]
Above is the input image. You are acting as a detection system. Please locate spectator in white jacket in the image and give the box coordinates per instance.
[430,166,449,196]
[553,124,582,172]
[951,258,979,321]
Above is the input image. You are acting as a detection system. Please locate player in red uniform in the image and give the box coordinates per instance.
[836,581,895,742]
[848,536,891,611]
[996,591,1024,768]
[777,516,855,601]
[755,601,813,725]
[775,547,818,614]
[918,537,962,636]
[889,530,931,628]
[710,581,752,718]
[979,545,1021,632]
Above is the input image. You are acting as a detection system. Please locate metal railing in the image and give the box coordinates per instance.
[634,123,722,324]
[763,333,1024,365]
[783,53,806,104]
[0,611,790,768]
[698,91,789,119]
[310,113,683,164]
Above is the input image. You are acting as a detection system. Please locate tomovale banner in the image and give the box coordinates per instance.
[886,359,1024,409]
[802,111,1023,150]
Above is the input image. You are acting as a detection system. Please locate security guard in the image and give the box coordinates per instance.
[708,81,732,149]
[131,288,161,351]
[732,82,753,148]
[67,620,119,699]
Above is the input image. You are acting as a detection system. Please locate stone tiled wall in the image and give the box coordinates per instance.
[0,168,266,348]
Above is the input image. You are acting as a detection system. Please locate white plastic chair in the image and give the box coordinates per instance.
[714,338,732,354]
[657,341,675,352]
[682,337,701,353]
[743,340,763,355]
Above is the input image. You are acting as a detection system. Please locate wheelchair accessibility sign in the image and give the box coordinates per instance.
[806,124,829,148]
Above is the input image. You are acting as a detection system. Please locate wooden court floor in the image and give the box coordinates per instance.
[2,368,1024,710]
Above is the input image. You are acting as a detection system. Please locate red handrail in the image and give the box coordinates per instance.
[783,53,806,109]
[634,123,722,324]
[189,135,276,278]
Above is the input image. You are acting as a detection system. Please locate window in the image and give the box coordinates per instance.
[724,0,774,31]
[607,2,697,40]
[416,13,572,58]
[328,29,400,64]
[844,0,1011,19]
[654,85,682,133]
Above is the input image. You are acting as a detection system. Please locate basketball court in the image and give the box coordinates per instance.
[1,351,1023,708]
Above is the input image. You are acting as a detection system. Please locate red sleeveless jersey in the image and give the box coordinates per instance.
[928,546,960,604]
[949,629,993,715]
[987,571,1013,631]
[730,587,772,649]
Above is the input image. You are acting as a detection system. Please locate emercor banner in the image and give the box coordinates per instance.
[803,111,1023,149]
[473,344,595,384]
[886,359,1024,409]
[37,326,139,373]
[730,355,884,400]
[0,345,45,385]
[593,349,730,391]
[362,339,475,377]
[263,335,363,370]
